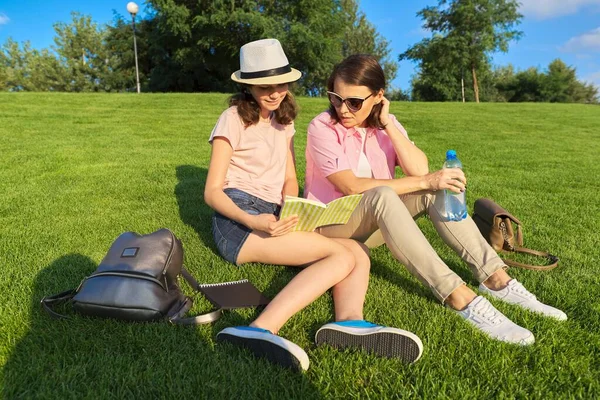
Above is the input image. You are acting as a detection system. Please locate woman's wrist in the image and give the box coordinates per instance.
[420,175,432,191]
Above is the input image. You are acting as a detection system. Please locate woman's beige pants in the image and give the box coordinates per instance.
[317,186,504,302]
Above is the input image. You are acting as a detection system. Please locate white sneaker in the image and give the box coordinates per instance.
[454,296,535,345]
[479,279,567,321]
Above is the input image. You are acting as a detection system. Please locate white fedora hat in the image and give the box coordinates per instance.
[231,38,302,85]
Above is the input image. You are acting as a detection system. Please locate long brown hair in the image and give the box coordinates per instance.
[229,86,298,127]
[327,54,386,129]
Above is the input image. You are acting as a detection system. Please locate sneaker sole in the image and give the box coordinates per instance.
[315,327,423,363]
[217,330,308,371]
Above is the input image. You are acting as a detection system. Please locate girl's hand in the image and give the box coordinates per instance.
[379,96,391,127]
[424,168,467,193]
[249,214,299,236]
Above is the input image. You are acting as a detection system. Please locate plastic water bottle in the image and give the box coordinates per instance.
[443,150,467,221]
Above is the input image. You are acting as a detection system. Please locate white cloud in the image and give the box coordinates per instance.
[0,13,9,25]
[561,27,600,52]
[519,0,600,19]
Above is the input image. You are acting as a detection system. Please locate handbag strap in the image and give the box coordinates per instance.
[498,219,558,270]
[500,246,560,271]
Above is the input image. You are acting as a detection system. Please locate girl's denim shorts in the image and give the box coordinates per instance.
[212,188,280,265]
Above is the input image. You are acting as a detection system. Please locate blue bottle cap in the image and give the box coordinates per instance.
[446,150,457,160]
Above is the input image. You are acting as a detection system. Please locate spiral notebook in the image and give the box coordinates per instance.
[197,279,270,309]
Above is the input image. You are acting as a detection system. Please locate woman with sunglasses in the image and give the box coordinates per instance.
[305,54,566,346]
[206,41,423,372]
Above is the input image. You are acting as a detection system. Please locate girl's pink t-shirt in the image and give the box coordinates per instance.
[209,106,295,205]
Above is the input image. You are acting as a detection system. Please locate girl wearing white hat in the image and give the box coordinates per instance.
[205,39,423,371]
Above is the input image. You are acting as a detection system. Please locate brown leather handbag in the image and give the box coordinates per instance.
[472,198,559,271]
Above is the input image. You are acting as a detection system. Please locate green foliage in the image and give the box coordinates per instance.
[0,39,63,91]
[493,60,599,104]
[104,16,154,92]
[143,0,395,94]
[51,12,113,92]
[386,87,411,101]
[401,0,522,102]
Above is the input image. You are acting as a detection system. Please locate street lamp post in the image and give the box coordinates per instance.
[127,2,141,93]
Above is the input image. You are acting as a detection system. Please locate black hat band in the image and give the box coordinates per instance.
[240,65,292,79]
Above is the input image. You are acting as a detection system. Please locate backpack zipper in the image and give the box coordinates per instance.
[86,271,167,291]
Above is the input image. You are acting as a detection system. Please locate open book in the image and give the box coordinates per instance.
[279,194,363,232]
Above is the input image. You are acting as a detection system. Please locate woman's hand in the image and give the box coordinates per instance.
[424,168,467,193]
[248,214,299,236]
[379,96,391,127]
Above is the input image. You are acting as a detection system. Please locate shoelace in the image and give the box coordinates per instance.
[510,282,537,300]
[473,300,505,325]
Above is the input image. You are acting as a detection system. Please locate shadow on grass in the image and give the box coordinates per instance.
[370,258,434,301]
[2,253,322,398]
[175,165,218,253]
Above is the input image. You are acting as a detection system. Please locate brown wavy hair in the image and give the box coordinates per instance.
[229,85,298,127]
[327,54,386,129]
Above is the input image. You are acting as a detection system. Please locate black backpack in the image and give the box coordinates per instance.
[41,229,220,325]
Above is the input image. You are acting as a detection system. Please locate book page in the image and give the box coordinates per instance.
[280,196,326,232]
[316,194,363,228]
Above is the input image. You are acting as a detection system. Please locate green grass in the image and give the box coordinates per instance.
[1,93,599,399]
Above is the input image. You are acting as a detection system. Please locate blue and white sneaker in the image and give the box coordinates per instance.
[315,320,423,363]
[217,326,310,371]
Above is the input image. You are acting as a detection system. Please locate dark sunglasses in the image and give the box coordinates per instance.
[327,91,374,113]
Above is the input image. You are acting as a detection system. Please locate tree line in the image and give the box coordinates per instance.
[0,0,597,103]
[0,0,396,96]
[402,0,598,103]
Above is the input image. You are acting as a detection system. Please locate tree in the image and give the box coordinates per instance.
[52,12,112,92]
[542,59,598,104]
[141,0,395,94]
[0,38,62,91]
[492,60,599,104]
[104,14,154,92]
[143,0,347,94]
[401,0,522,103]
[402,35,463,101]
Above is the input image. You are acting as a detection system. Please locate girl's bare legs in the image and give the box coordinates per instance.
[329,239,371,322]
[237,231,358,334]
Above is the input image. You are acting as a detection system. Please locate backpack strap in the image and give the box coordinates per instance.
[40,289,77,319]
[171,268,222,325]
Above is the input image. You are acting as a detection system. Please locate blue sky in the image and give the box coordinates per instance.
[1,0,599,91]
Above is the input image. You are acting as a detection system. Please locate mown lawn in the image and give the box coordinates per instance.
[0,93,599,399]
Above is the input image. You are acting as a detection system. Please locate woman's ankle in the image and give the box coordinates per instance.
[482,269,512,291]
[445,285,477,311]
